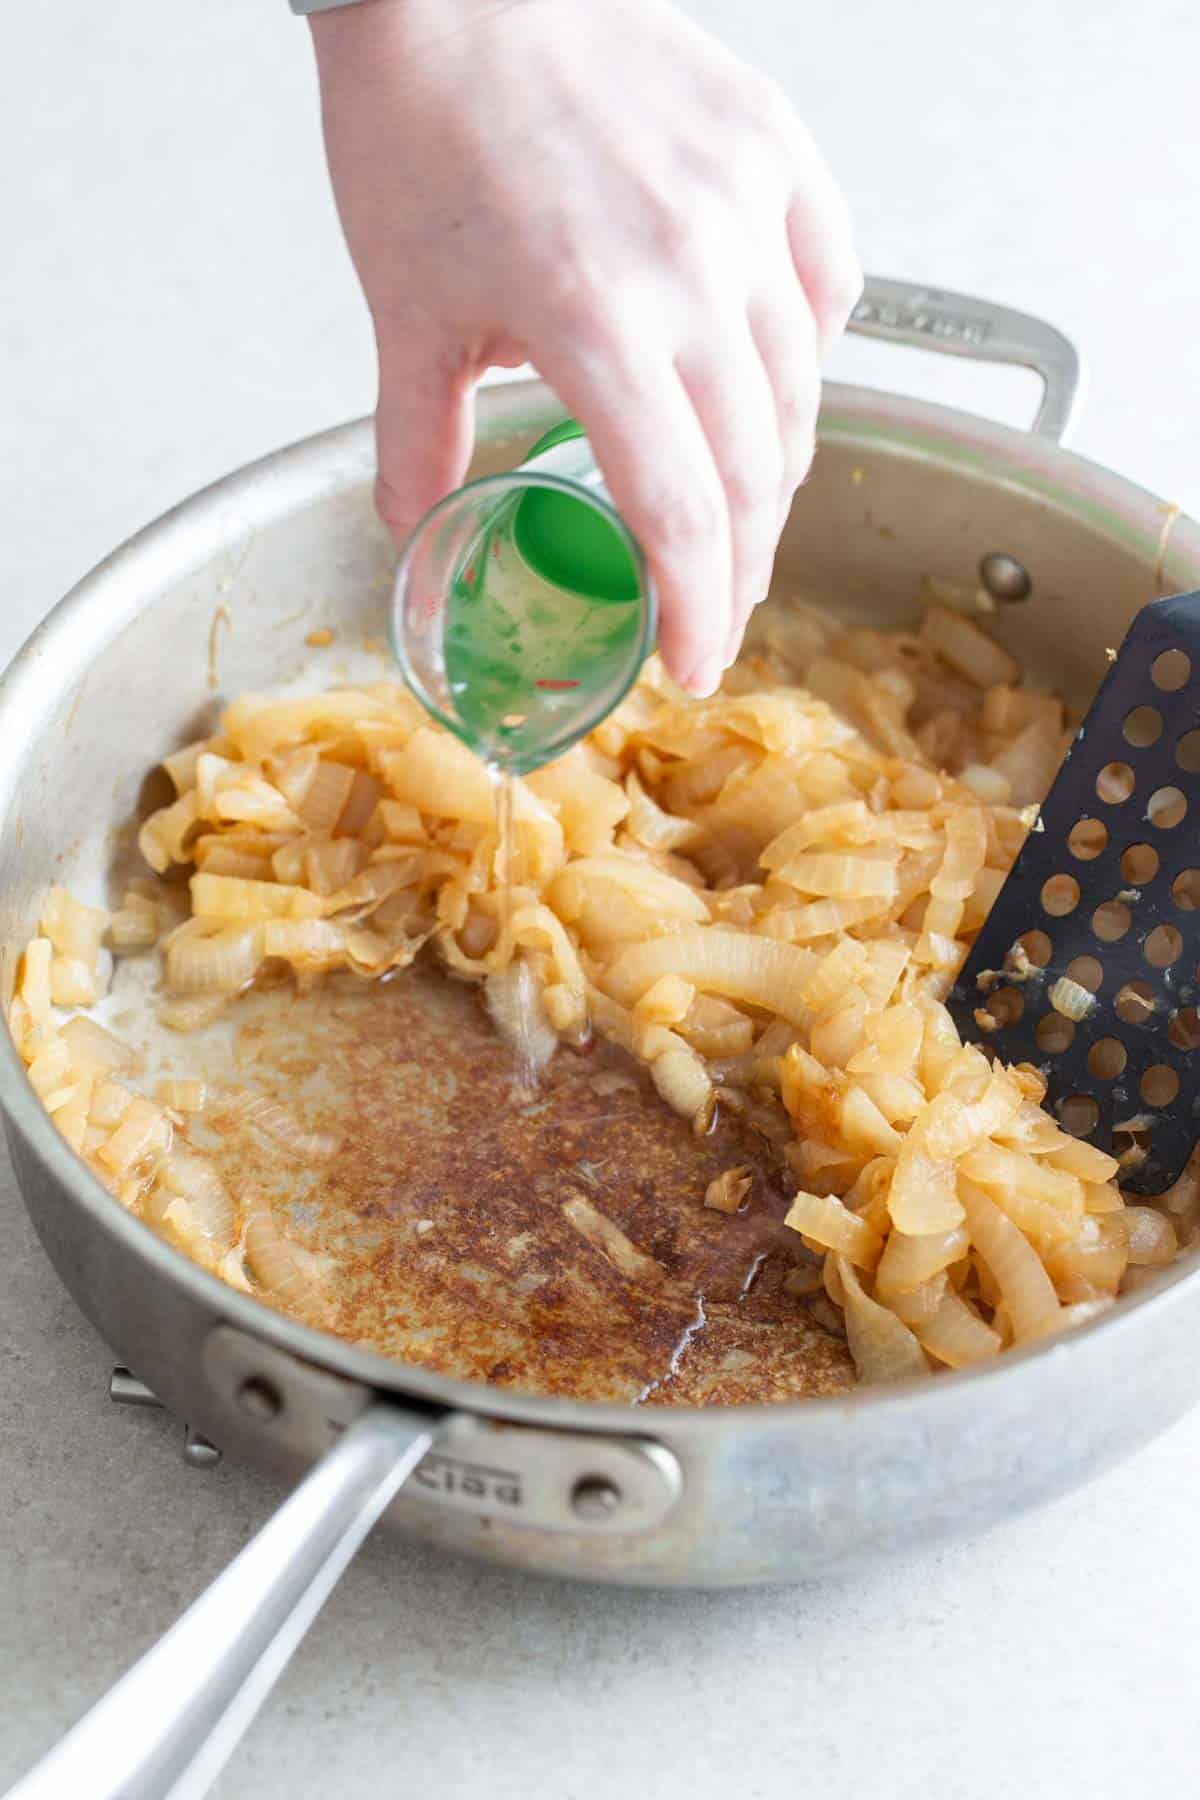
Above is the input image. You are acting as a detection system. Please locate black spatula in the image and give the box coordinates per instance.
[947,591,1200,1195]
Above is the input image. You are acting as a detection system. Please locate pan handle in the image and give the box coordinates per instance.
[6,1402,435,1800]
[848,275,1086,444]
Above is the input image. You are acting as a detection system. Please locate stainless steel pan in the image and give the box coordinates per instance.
[6,278,1200,1799]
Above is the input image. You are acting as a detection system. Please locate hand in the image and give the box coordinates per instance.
[310,0,860,693]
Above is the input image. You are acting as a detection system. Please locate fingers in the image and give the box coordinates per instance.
[676,323,784,671]
[373,338,476,551]
[786,176,863,357]
[532,334,733,695]
[748,270,822,524]
[771,114,862,354]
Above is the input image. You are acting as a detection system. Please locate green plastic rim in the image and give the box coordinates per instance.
[513,419,640,603]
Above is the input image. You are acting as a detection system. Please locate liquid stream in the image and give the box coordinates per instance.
[485,766,544,1098]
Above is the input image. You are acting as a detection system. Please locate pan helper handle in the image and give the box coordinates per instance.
[6,1404,436,1800]
[848,275,1086,443]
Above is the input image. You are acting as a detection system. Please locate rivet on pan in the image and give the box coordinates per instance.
[109,1366,162,1409]
[184,1427,222,1469]
[571,1475,621,1521]
[237,1375,283,1423]
[979,552,1032,602]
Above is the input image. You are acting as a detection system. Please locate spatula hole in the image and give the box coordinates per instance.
[1115,979,1157,1025]
[1123,705,1162,748]
[1147,785,1187,829]
[1041,874,1080,917]
[1067,818,1107,860]
[1093,899,1132,942]
[1173,869,1200,910]
[1152,648,1191,692]
[1140,1064,1179,1107]
[1176,730,1200,773]
[1120,843,1158,885]
[1145,924,1183,968]
[1059,1095,1099,1138]
[1014,929,1053,968]
[979,987,1024,1029]
[1087,1038,1127,1080]
[1096,762,1135,805]
[1036,1013,1075,1054]
[1065,955,1103,993]
[1169,1007,1200,1052]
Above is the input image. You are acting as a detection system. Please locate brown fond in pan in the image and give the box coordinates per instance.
[161,962,854,1405]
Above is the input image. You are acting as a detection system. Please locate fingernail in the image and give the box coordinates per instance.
[684,655,723,698]
[723,627,743,669]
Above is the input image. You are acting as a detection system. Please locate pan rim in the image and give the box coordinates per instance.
[4,381,1200,1436]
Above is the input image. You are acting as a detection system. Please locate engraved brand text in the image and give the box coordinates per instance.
[413,1452,523,1509]
[853,293,990,348]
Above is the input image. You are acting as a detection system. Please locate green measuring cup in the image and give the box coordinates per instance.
[391,419,657,774]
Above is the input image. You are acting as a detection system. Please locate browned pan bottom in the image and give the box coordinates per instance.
[143,964,853,1404]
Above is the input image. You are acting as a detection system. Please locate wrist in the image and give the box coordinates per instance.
[307,0,531,43]
[308,0,529,83]
[305,0,398,30]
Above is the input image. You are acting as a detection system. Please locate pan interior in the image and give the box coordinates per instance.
[8,391,1200,1425]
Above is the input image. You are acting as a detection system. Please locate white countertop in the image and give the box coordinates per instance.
[3,1,1200,1793]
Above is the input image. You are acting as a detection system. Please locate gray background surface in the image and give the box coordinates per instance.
[3,2,1199,1794]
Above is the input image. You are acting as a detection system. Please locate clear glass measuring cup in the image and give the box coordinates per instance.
[390,419,657,774]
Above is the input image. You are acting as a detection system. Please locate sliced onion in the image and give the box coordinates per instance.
[916,1288,1002,1366]
[1122,1205,1178,1268]
[604,927,820,1020]
[60,1016,137,1076]
[622,770,701,853]
[800,938,870,1018]
[19,937,53,1030]
[190,874,322,924]
[650,1047,712,1122]
[234,1095,341,1162]
[920,603,1019,688]
[162,1149,235,1246]
[561,1194,663,1285]
[160,993,231,1033]
[885,1273,947,1328]
[704,1167,753,1213]
[40,887,107,964]
[836,1256,928,1384]
[875,1223,969,1296]
[26,1038,73,1099]
[96,1097,172,1177]
[887,1131,964,1235]
[785,1189,882,1269]
[526,748,630,855]
[1044,1217,1128,1301]
[773,851,899,902]
[296,759,355,831]
[244,1205,337,1325]
[167,923,264,995]
[139,793,203,874]
[485,958,558,1082]
[959,1180,1061,1341]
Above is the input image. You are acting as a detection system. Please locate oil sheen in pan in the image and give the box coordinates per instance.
[106,958,854,1404]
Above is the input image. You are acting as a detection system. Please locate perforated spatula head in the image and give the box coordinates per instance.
[947,590,1200,1195]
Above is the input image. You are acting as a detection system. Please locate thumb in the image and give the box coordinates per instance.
[373,339,476,550]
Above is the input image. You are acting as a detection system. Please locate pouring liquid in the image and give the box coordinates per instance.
[483,766,547,1097]
[434,453,642,1090]
[443,505,642,775]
